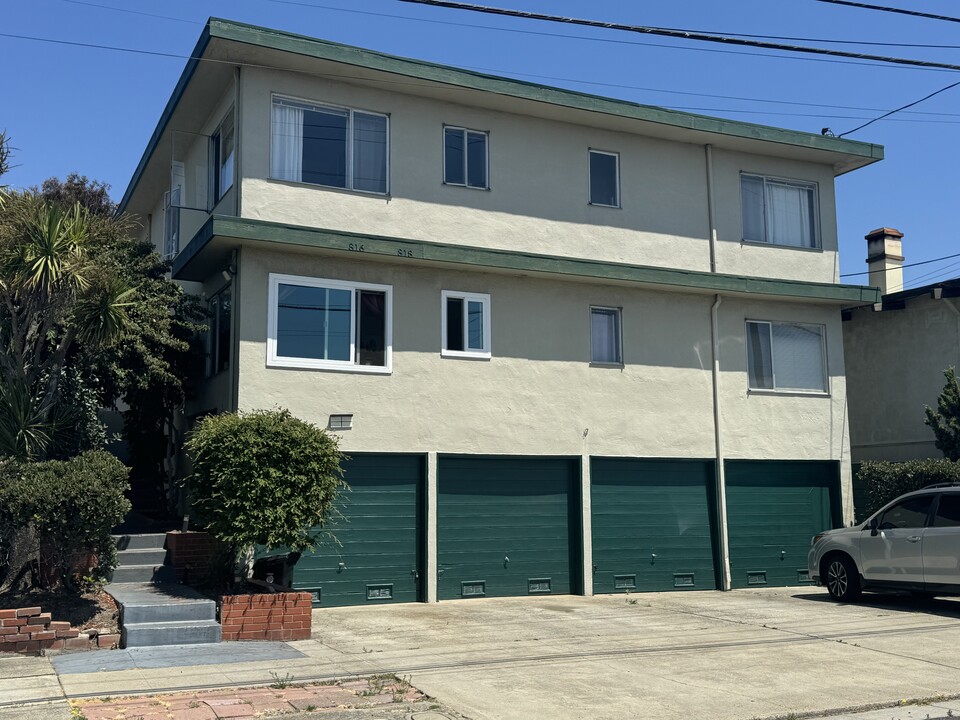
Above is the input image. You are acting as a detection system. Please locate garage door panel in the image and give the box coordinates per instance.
[591,458,718,593]
[726,460,839,589]
[291,454,424,607]
[438,457,579,600]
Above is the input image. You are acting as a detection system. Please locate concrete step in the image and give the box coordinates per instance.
[122,620,222,648]
[109,583,216,625]
[109,564,177,584]
[116,548,168,566]
[113,533,167,551]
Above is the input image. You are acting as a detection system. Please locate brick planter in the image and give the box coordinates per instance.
[165,530,224,584]
[0,607,117,655]
[219,592,312,642]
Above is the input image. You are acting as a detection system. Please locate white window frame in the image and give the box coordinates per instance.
[590,305,623,366]
[740,173,820,249]
[442,125,490,190]
[588,149,621,208]
[269,94,390,195]
[745,319,828,395]
[267,273,393,374]
[441,290,492,359]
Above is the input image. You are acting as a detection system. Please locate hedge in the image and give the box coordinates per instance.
[856,458,960,518]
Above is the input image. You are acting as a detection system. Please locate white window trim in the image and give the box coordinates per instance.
[441,290,492,359]
[740,172,821,250]
[588,148,621,208]
[745,319,829,395]
[269,94,391,196]
[442,125,490,190]
[267,273,393,374]
[590,305,623,366]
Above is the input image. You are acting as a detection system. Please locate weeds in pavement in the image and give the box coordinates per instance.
[269,671,298,689]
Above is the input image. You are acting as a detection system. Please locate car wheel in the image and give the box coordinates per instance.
[824,554,862,602]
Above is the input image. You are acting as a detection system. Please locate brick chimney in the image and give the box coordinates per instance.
[865,227,904,296]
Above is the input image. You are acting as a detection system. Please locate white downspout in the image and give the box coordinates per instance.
[705,143,731,590]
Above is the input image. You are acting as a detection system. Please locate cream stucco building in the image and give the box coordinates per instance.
[120,18,883,606]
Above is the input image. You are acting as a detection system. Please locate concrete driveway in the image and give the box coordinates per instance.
[313,587,960,720]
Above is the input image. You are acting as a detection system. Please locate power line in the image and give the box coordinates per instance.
[841,251,960,277]
[60,0,199,25]
[904,259,960,289]
[815,0,960,24]
[396,0,960,74]
[837,79,960,136]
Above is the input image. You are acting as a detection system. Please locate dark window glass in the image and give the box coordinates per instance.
[446,297,464,351]
[353,113,387,193]
[356,290,386,366]
[276,283,351,361]
[467,300,484,350]
[467,131,487,188]
[746,322,773,389]
[589,151,618,206]
[933,494,960,528]
[216,286,231,374]
[879,496,933,530]
[302,108,347,188]
[444,128,465,185]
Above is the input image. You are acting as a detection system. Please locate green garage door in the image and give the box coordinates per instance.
[725,460,840,589]
[438,456,580,600]
[291,454,424,606]
[592,458,718,593]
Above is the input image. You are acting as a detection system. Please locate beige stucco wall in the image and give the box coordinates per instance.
[237,67,840,284]
[844,295,960,462]
[231,247,849,471]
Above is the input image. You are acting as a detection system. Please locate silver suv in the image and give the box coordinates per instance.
[808,484,960,602]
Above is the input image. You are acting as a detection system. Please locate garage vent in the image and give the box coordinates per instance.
[366,584,393,600]
[461,581,485,597]
[528,578,551,594]
[614,575,636,590]
[308,589,321,605]
[673,573,695,588]
[797,569,811,583]
[328,414,353,430]
[747,571,767,585]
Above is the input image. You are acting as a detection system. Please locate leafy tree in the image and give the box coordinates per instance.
[924,367,960,461]
[185,409,345,574]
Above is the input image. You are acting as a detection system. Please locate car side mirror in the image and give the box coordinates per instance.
[869,517,879,537]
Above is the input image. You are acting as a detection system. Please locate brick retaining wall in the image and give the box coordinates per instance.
[165,531,224,584]
[0,607,118,655]
[219,592,312,641]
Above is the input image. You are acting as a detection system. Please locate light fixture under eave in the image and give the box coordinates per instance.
[931,286,944,300]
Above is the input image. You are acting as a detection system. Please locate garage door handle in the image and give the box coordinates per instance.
[907,536,921,543]
[504,556,510,565]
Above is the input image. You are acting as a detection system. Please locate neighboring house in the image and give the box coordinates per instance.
[843,228,960,464]
[119,18,883,606]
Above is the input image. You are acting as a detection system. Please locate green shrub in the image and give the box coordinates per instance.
[185,409,345,562]
[857,459,960,518]
[0,450,130,590]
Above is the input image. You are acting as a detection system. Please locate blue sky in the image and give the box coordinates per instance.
[4,0,960,285]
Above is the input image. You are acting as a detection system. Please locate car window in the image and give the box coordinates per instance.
[878,496,933,529]
[932,494,960,528]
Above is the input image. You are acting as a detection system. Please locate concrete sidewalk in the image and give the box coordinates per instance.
[2,588,959,719]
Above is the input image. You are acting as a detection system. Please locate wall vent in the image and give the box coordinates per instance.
[747,571,767,586]
[366,584,393,600]
[673,573,695,588]
[461,581,485,597]
[528,578,552,594]
[614,575,636,590]
[329,414,353,430]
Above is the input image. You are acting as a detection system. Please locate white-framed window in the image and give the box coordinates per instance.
[267,273,392,373]
[745,320,827,393]
[590,306,622,365]
[211,109,235,204]
[441,290,491,358]
[741,173,819,249]
[205,284,231,378]
[443,126,489,189]
[270,95,389,194]
[589,149,620,208]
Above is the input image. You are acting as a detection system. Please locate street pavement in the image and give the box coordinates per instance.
[1,587,958,719]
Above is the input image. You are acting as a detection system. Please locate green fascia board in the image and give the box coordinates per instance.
[207,18,882,165]
[117,27,212,214]
[175,215,881,305]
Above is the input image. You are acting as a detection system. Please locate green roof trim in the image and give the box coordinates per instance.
[174,215,881,305]
[209,17,882,162]
[119,17,882,212]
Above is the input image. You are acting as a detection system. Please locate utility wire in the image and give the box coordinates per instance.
[396,0,960,73]
[815,0,960,24]
[904,259,960,289]
[841,251,960,277]
[60,0,198,24]
[837,79,960,136]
